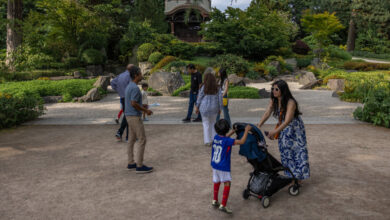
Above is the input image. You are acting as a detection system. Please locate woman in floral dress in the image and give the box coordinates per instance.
[257,80,310,183]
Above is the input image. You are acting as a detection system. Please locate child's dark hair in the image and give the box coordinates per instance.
[142,83,148,88]
[215,119,231,136]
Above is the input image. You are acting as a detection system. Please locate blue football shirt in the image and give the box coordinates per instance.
[211,135,235,172]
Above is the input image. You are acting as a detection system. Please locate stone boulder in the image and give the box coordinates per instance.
[43,96,63,103]
[297,71,317,85]
[300,80,322,90]
[86,65,103,76]
[179,90,190,98]
[79,88,101,102]
[139,61,153,76]
[228,74,246,86]
[285,58,297,70]
[73,71,81,79]
[148,72,185,95]
[93,76,110,91]
[258,88,271,99]
[327,79,345,91]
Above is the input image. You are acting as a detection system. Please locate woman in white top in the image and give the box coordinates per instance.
[216,68,231,127]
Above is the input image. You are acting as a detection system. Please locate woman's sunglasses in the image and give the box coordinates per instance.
[271,87,279,92]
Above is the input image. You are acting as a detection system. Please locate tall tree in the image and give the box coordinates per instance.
[6,0,23,68]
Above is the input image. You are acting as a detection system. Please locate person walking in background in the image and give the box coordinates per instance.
[195,73,222,146]
[111,64,133,142]
[125,66,153,174]
[216,68,231,127]
[182,64,202,123]
[257,79,310,184]
[141,83,149,121]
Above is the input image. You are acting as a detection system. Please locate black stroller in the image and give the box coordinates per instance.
[233,123,300,208]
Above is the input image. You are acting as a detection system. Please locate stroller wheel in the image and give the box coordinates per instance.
[288,185,300,196]
[261,196,270,208]
[242,189,250,199]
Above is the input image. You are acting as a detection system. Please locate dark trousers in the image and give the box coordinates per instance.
[117,97,128,138]
[186,91,201,120]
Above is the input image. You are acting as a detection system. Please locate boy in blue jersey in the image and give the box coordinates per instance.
[211,119,251,214]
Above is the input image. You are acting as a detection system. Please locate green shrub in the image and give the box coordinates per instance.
[353,83,390,128]
[0,91,44,129]
[0,79,97,102]
[63,57,81,68]
[343,61,390,71]
[209,54,250,76]
[0,68,84,81]
[246,70,260,80]
[81,49,104,65]
[147,87,162,96]
[0,49,6,60]
[169,39,196,59]
[148,51,163,64]
[296,57,312,68]
[292,40,310,55]
[151,56,176,73]
[164,61,187,72]
[228,86,260,99]
[137,43,155,62]
[265,65,278,77]
[326,45,352,60]
[192,42,224,56]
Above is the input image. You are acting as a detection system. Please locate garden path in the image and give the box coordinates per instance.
[352,57,390,64]
[27,82,363,125]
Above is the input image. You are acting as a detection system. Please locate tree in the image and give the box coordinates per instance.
[6,0,23,68]
[301,10,344,50]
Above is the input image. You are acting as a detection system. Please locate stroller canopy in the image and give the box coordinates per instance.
[234,123,267,162]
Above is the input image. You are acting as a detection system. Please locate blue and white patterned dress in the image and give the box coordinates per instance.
[276,111,310,180]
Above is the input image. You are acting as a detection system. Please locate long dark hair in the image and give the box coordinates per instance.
[203,73,218,95]
[271,80,301,119]
[219,68,227,89]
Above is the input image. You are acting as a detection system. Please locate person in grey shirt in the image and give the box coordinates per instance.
[124,65,154,174]
[111,64,133,141]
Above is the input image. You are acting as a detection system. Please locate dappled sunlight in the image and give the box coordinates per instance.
[328,105,360,110]
[0,147,25,159]
[247,107,266,112]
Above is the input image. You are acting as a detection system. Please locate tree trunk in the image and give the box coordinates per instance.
[347,13,356,51]
[6,0,23,69]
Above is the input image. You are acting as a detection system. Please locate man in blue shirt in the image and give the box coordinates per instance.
[125,65,154,174]
[111,64,133,141]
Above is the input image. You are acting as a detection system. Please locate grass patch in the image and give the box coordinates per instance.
[0,68,85,82]
[0,79,97,102]
[228,86,260,99]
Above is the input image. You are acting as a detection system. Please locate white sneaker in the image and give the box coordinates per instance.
[219,205,232,214]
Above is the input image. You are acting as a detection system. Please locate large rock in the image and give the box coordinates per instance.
[300,80,322,90]
[298,71,317,85]
[285,58,297,70]
[93,76,110,91]
[139,61,153,76]
[258,88,271,99]
[86,65,103,76]
[327,79,345,91]
[73,71,81,79]
[228,74,246,86]
[179,90,190,98]
[148,72,185,95]
[79,88,101,102]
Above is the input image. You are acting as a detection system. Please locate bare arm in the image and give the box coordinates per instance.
[222,80,229,97]
[131,101,152,115]
[234,125,251,145]
[267,100,296,139]
[226,129,235,137]
[257,99,273,128]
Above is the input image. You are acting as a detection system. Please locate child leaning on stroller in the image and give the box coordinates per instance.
[211,119,251,214]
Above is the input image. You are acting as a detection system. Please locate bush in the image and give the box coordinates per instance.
[0,79,97,102]
[151,56,176,73]
[228,86,260,99]
[192,42,224,56]
[0,68,84,82]
[292,40,311,55]
[0,91,44,129]
[169,40,196,60]
[148,51,163,64]
[81,49,104,65]
[265,65,278,77]
[343,61,390,71]
[172,83,191,96]
[0,49,6,60]
[164,61,187,72]
[63,57,81,68]
[296,57,312,68]
[209,54,250,76]
[246,70,260,80]
[137,43,155,62]
[353,84,390,128]
[326,45,352,60]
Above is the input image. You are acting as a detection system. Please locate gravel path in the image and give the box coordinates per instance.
[27,82,363,125]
